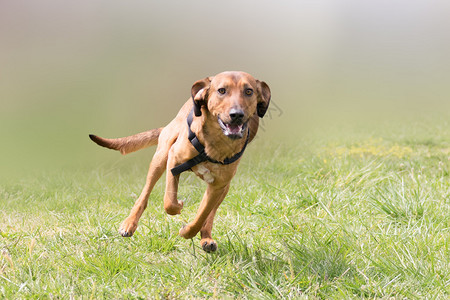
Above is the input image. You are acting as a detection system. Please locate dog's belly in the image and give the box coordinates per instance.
[192,164,215,184]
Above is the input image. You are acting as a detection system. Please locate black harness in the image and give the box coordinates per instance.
[170,109,250,176]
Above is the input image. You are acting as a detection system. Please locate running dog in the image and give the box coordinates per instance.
[89,71,271,252]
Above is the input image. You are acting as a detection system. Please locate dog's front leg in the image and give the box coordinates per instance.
[179,183,229,241]
[164,149,184,215]
[199,184,230,252]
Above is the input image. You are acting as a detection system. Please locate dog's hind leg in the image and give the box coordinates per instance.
[118,149,168,237]
[118,129,176,237]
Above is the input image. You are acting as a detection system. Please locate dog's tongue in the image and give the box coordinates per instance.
[226,124,242,135]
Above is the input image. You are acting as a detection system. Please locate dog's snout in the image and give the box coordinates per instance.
[229,108,245,123]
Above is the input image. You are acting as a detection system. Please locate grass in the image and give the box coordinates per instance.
[1,119,450,299]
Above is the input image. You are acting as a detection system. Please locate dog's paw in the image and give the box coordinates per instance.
[201,238,218,253]
[118,219,137,237]
[178,224,197,239]
[164,200,184,215]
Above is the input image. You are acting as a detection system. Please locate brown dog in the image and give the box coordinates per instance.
[89,71,271,252]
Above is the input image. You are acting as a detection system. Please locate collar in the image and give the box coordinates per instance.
[171,108,250,176]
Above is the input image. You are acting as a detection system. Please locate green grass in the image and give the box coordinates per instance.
[1,119,450,299]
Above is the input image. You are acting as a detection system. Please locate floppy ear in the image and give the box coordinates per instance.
[256,80,271,118]
[191,77,212,117]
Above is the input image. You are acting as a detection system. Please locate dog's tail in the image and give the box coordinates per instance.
[89,128,163,155]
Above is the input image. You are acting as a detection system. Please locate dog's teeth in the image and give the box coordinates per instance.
[226,124,243,134]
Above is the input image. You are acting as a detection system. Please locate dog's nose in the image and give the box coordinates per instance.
[229,108,245,123]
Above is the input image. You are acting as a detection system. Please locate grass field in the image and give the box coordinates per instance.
[1,117,450,299]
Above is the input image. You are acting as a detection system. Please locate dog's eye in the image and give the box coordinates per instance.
[218,88,226,95]
[245,88,253,96]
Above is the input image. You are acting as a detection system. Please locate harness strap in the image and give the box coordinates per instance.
[171,109,249,176]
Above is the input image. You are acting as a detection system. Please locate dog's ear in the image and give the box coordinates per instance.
[256,80,271,118]
[191,77,212,117]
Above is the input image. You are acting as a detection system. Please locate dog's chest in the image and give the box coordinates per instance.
[191,164,215,184]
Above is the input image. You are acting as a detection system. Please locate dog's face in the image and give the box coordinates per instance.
[191,71,271,139]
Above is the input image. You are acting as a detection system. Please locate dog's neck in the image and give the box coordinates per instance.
[191,110,249,162]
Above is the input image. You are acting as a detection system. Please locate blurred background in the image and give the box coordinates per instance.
[1,0,450,178]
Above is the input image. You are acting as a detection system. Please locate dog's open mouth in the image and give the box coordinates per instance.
[217,117,248,139]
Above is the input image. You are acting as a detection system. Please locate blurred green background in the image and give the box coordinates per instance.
[1,0,450,178]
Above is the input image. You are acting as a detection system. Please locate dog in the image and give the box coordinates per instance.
[89,71,271,252]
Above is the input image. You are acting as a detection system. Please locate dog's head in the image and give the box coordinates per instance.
[191,71,271,139]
